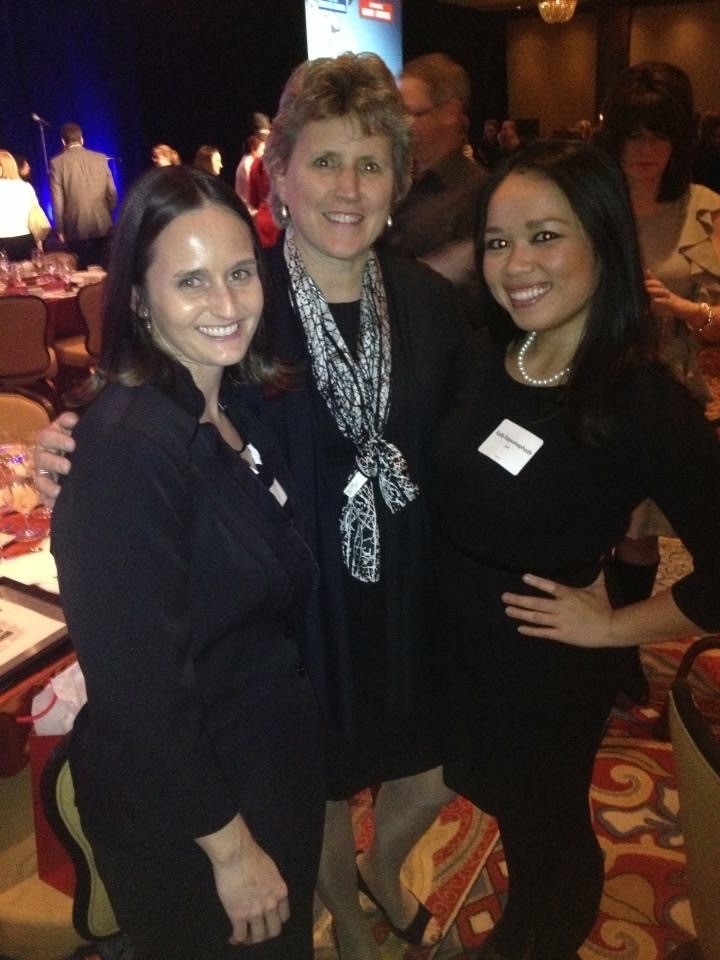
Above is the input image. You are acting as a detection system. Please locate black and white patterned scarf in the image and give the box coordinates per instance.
[284,228,419,582]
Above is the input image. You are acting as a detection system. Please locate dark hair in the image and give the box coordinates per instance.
[698,111,720,147]
[400,52,472,115]
[597,61,696,202]
[60,122,83,145]
[265,52,411,226]
[246,133,266,154]
[93,166,284,396]
[252,112,271,133]
[474,139,656,443]
[193,144,221,173]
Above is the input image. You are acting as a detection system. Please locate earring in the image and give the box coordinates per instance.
[281,204,290,222]
[386,213,393,228]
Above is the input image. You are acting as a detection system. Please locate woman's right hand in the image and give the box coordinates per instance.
[196,815,289,946]
[34,412,78,507]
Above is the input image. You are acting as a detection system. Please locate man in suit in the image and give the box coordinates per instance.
[50,122,117,268]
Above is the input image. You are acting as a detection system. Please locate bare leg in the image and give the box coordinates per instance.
[357,766,455,946]
[316,799,378,960]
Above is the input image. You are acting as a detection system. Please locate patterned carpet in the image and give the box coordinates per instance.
[313,390,720,960]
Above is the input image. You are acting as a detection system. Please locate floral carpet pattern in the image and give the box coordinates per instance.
[313,531,720,960]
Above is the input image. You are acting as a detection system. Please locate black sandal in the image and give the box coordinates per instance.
[356,864,436,946]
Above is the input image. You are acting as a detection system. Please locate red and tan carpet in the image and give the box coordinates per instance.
[312,533,720,960]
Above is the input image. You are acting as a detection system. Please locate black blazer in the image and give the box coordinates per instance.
[52,368,323,850]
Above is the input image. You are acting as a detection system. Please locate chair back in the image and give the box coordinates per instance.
[77,279,105,360]
[0,389,53,437]
[43,251,79,272]
[0,295,55,380]
[668,636,720,960]
[40,736,120,943]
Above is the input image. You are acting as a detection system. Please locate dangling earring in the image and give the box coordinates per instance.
[139,305,151,332]
[386,213,393,228]
[281,204,290,222]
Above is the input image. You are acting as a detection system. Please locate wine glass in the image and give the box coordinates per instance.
[31,247,45,274]
[0,430,21,530]
[58,260,73,290]
[0,442,44,541]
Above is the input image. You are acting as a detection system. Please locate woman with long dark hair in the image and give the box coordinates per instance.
[435,139,720,960]
[51,166,324,960]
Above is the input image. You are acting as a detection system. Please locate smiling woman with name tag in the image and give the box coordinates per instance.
[433,139,720,960]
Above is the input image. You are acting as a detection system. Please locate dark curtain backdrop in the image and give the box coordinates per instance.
[1,0,506,212]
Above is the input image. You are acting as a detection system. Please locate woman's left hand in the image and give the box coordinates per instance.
[644,273,681,321]
[501,571,615,648]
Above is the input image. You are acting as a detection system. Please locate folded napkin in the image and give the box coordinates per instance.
[37,276,66,291]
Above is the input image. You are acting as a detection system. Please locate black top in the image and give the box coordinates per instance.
[435,337,720,629]
[241,241,469,796]
[52,366,323,842]
[433,337,720,814]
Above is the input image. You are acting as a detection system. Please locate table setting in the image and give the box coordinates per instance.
[0,256,105,341]
[0,256,105,301]
[0,435,55,590]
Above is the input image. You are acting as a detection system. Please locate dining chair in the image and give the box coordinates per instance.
[0,295,58,408]
[0,389,54,437]
[40,736,124,948]
[53,279,105,373]
[668,635,720,960]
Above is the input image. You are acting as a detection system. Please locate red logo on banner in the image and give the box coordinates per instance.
[360,0,394,21]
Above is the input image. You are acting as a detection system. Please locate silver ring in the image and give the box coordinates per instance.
[36,469,51,477]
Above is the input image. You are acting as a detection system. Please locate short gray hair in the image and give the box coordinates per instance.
[264,52,412,227]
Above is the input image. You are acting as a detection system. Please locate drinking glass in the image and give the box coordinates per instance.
[58,261,73,290]
[31,247,45,274]
[0,249,9,284]
[0,442,44,541]
[0,430,21,528]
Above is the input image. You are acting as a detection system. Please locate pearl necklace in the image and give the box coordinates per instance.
[516,332,570,386]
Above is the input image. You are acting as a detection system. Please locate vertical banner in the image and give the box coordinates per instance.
[305,0,402,75]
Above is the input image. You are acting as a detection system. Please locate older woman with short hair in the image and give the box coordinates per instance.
[257,52,467,959]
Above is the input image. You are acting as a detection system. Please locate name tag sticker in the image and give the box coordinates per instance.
[478,419,543,476]
[344,470,368,499]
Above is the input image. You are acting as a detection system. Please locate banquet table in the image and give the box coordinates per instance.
[0,268,106,341]
[0,516,81,960]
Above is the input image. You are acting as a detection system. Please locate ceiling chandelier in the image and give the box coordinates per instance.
[537,0,577,22]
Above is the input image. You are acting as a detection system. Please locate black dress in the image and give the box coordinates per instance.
[241,243,469,798]
[432,337,720,958]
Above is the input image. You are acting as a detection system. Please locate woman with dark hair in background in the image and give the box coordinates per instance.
[435,139,720,960]
[596,62,720,694]
[694,110,720,194]
[51,165,324,960]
